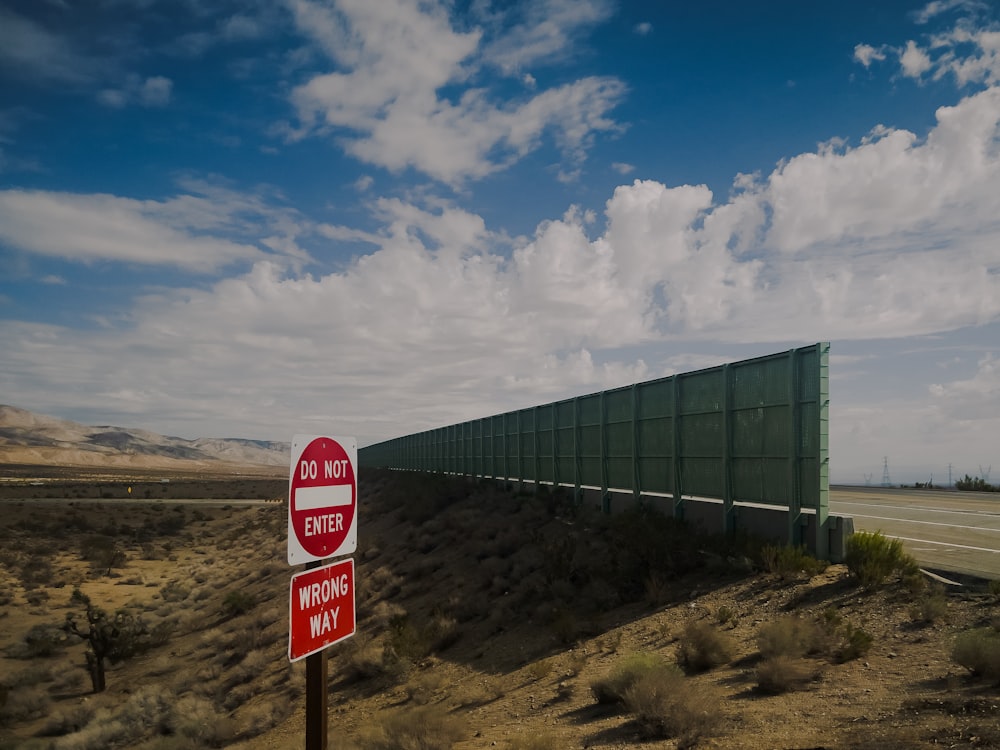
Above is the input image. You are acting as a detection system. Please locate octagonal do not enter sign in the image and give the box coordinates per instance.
[287,435,357,565]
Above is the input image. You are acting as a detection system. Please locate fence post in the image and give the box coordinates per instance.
[787,350,802,547]
[600,391,610,513]
[672,375,684,520]
[722,364,735,535]
[632,384,641,504]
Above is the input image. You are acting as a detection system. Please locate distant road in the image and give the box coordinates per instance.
[830,486,1000,579]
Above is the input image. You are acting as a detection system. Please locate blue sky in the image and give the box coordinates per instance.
[1,0,999,484]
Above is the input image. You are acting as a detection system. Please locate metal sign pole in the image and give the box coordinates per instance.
[304,559,327,750]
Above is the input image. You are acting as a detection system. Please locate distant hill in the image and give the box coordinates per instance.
[0,405,288,471]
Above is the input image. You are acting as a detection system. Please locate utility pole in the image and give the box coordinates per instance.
[948,463,953,488]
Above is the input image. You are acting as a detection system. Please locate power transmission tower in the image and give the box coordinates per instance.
[948,463,953,487]
[980,465,992,484]
[863,473,873,487]
[881,456,891,487]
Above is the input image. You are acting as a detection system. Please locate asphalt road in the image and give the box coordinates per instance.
[830,486,1000,580]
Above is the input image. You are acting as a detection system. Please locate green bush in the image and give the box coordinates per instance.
[953,626,1000,680]
[835,624,874,663]
[760,544,827,580]
[590,651,669,704]
[844,531,916,587]
[221,590,257,618]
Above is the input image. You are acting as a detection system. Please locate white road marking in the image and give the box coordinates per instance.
[844,512,1000,534]
[833,500,1000,518]
[881,535,1000,554]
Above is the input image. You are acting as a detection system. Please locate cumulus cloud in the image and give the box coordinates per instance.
[859,7,1000,85]
[286,0,624,183]
[854,43,887,67]
[7,68,1000,438]
[634,22,652,35]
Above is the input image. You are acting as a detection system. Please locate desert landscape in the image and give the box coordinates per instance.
[1,457,999,749]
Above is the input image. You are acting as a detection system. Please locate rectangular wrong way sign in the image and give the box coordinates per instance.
[289,558,356,662]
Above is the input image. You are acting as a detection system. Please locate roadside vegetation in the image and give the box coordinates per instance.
[0,471,998,749]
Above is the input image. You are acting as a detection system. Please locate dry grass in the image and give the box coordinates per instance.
[1,471,998,750]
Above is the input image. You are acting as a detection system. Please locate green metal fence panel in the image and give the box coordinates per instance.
[359,344,830,539]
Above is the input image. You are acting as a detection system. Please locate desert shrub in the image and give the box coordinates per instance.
[677,621,735,673]
[240,695,291,738]
[844,531,916,587]
[760,544,827,580]
[356,704,466,749]
[344,635,392,681]
[623,665,721,747]
[757,615,824,659]
[835,624,874,663]
[16,622,69,658]
[221,590,257,618]
[911,583,948,624]
[79,535,127,574]
[528,658,556,682]
[989,579,1000,601]
[159,580,190,603]
[756,655,820,694]
[590,651,668,704]
[0,685,51,726]
[38,705,94,737]
[715,606,737,627]
[953,626,1000,679]
[507,732,562,750]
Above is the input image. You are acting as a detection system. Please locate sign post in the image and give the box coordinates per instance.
[287,435,358,750]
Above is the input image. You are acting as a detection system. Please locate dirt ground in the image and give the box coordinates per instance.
[0,468,998,749]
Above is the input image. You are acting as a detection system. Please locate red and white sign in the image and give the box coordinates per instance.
[288,558,355,662]
[287,435,357,565]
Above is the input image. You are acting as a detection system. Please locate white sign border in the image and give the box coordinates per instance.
[287,434,358,565]
[288,557,356,662]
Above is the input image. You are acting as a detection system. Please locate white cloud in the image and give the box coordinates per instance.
[633,22,652,36]
[900,39,933,77]
[99,75,174,108]
[0,7,97,83]
[0,185,314,272]
[612,162,634,174]
[479,0,614,75]
[866,9,1000,86]
[853,43,887,67]
[287,0,624,183]
[930,354,1000,418]
[913,0,983,24]
[140,76,173,106]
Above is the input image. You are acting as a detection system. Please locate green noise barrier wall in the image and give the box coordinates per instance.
[360,343,830,554]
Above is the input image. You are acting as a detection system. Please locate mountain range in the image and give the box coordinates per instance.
[0,405,288,471]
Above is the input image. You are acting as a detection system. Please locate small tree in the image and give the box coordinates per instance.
[64,588,149,693]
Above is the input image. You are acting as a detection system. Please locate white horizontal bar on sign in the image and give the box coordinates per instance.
[295,484,353,511]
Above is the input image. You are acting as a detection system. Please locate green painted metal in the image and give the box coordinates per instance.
[359,344,830,546]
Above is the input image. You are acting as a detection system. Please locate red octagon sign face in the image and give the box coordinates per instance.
[287,435,357,564]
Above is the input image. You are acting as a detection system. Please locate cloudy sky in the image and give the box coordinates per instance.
[1,0,999,484]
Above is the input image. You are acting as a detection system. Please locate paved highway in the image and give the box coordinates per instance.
[830,486,1000,579]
